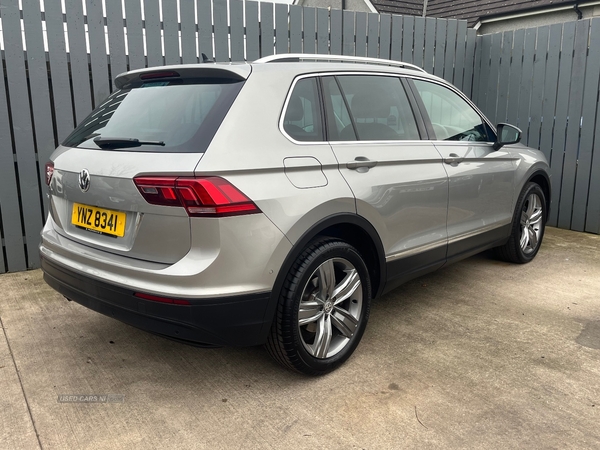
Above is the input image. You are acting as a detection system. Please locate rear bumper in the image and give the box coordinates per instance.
[41,257,272,347]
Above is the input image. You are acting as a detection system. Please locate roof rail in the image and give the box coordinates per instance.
[254,53,427,73]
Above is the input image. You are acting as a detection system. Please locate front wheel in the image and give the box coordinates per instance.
[496,182,546,263]
[266,239,371,375]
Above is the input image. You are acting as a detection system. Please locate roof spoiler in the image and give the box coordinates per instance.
[114,63,251,89]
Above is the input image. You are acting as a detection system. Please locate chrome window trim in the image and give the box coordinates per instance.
[447,222,512,245]
[278,70,497,146]
[385,222,511,262]
[279,73,326,146]
[279,71,428,145]
[385,240,446,262]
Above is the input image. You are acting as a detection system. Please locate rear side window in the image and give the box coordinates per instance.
[322,76,356,141]
[282,78,324,142]
[63,79,244,153]
[324,75,420,141]
[412,79,494,142]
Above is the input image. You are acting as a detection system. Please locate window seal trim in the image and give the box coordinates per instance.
[278,70,497,145]
[316,76,329,142]
[400,77,429,140]
[279,74,327,145]
[333,76,360,141]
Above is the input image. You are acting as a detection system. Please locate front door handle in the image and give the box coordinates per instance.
[444,153,464,166]
[347,157,378,172]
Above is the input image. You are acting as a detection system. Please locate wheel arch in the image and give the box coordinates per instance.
[528,170,551,217]
[260,214,386,342]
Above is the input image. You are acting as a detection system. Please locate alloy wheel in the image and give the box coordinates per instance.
[297,257,363,359]
[520,192,543,255]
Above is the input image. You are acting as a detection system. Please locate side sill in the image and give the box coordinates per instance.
[383,245,446,295]
[447,224,511,264]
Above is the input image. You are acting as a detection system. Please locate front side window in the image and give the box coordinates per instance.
[324,75,421,141]
[63,79,243,153]
[282,78,324,142]
[413,79,494,142]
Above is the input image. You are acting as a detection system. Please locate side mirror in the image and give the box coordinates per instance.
[493,123,522,150]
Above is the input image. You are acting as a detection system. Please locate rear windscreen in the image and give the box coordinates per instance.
[63,78,244,153]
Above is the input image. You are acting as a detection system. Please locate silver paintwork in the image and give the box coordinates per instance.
[41,211,290,297]
[283,157,328,188]
[330,140,449,257]
[194,63,357,245]
[48,149,196,263]
[520,192,544,254]
[40,57,550,308]
[298,257,363,358]
[435,141,517,241]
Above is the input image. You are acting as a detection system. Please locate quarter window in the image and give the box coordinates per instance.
[413,79,494,142]
[282,78,324,142]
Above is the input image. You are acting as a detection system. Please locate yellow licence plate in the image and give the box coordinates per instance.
[71,203,126,237]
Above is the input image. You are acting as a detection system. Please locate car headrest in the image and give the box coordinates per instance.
[351,88,392,119]
[285,96,304,122]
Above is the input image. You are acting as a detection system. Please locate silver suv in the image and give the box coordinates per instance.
[40,54,550,375]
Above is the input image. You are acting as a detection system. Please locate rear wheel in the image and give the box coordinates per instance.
[496,182,546,263]
[266,239,371,375]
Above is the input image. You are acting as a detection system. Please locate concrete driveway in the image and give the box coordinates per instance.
[1,227,599,449]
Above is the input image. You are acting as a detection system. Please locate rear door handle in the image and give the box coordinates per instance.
[444,153,464,166]
[347,157,378,172]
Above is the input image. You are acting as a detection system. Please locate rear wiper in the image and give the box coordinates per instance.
[93,137,165,149]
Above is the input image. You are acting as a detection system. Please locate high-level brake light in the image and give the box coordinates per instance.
[139,71,180,80]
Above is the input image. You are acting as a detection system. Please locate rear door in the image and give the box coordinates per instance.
[408,79,517,261]
[323,74,449,289]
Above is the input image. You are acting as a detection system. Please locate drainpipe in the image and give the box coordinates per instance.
[574,2,583,19]
[423,0,428,17]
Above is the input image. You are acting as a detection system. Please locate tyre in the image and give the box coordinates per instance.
[266,239,372,375]
[496,182,546,264]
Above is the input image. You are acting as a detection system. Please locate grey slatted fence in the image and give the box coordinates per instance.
[473,18,600,233]
[0,0,475,273]
[0,0,598,275]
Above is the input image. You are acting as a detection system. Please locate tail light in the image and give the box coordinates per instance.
[45,161,54,186]
[133,176,260,217]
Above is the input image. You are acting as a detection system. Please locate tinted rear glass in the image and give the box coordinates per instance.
[282,77,324,142]
[63,79,243,153]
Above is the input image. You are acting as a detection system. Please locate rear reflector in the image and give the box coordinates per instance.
[134,292,190,305]
[45,161,54,186]
[133,176,260,217]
